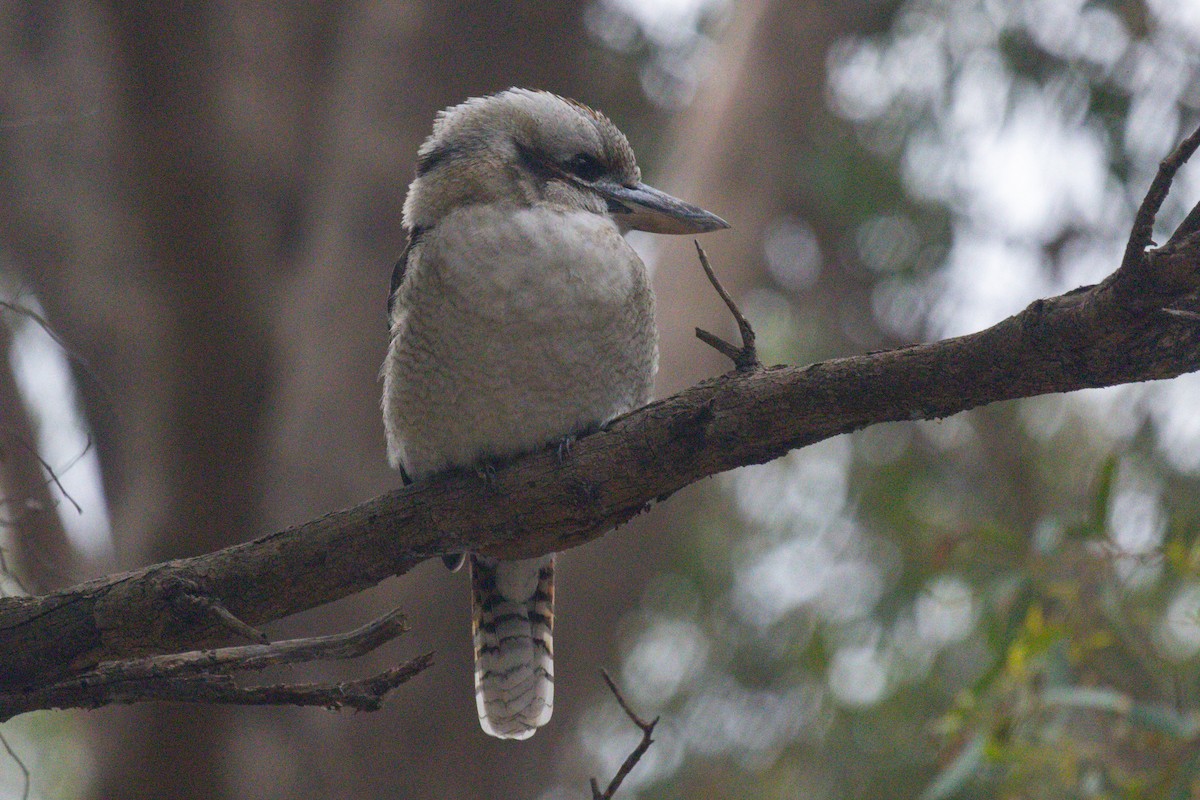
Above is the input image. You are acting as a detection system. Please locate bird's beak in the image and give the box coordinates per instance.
[593,181,729,234]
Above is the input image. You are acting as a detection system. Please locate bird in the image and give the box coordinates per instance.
[381,88,727,740]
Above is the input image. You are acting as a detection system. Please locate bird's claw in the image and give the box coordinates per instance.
[556,434,576,463]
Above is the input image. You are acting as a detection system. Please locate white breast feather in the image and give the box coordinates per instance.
[381,204,657,478]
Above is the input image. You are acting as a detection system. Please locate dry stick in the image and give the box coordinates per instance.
[0,300,118,424]
[3,654,434,714]
[692,241,760,371]
[0,301,78,362]
[1122,121,1200,271]
[590,669,659,800]
[84,655,434,712]
[0,608,426,719]
[204,598,271,644]
[69,609,406,682]
[173,591,270,645]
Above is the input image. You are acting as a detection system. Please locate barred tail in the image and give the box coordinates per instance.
[471,553,554,739]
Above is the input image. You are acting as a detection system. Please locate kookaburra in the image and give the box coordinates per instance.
[381,88,727,739]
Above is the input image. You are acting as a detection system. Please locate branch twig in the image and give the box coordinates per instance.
[0,608,427,719]
[58,656,433,712]
[693,241,760,371]
[1121,121,1200,271]
[172,589,270,645]
[590,669,658,800]
[8,435,83,515]
[0,299,115,419]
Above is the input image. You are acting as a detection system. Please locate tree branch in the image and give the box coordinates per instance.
[590,669,658,800]
[1122,122,1200,270]
[2,126,1200,718]
[0,607,431,719]
[693,240,760,371]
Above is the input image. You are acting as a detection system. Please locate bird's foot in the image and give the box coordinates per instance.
[555,422,603,463]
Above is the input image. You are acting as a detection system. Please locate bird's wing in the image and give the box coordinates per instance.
[387,226,427,323]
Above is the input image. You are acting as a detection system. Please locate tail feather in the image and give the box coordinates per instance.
[471,553,554,739]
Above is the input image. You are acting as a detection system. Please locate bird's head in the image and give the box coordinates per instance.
[402,88,728,235]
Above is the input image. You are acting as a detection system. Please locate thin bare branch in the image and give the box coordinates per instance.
[111,656,434,712]
[8,435,82,516]
[0,608,420,719]
[600,669,655,731]
[0,299,116,422]
[143,608,410,677]
[692,241,760,371]
[0,320,76,595]
[2,654,432,715]
[1122,120,1200,271]
[0,300,74,356]
[591,669,658,800]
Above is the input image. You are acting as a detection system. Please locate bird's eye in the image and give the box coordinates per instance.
[565,153,606,182]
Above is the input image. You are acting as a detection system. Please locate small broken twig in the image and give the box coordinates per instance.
[693,241,760,371]
[1121,121,1200,272]
[173,589,270,644]
[589,669,659,800]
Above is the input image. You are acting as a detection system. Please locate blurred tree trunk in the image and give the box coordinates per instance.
[1,3,276,798]
[81,6,279,798]
[0,319,77,593]
[0,3,292,798]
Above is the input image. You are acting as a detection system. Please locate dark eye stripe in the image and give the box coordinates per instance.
[515,141,552,177]
[512,141,608,183]
[566,153,605,182]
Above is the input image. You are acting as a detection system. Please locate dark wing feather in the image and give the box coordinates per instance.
[387,226,427,324]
